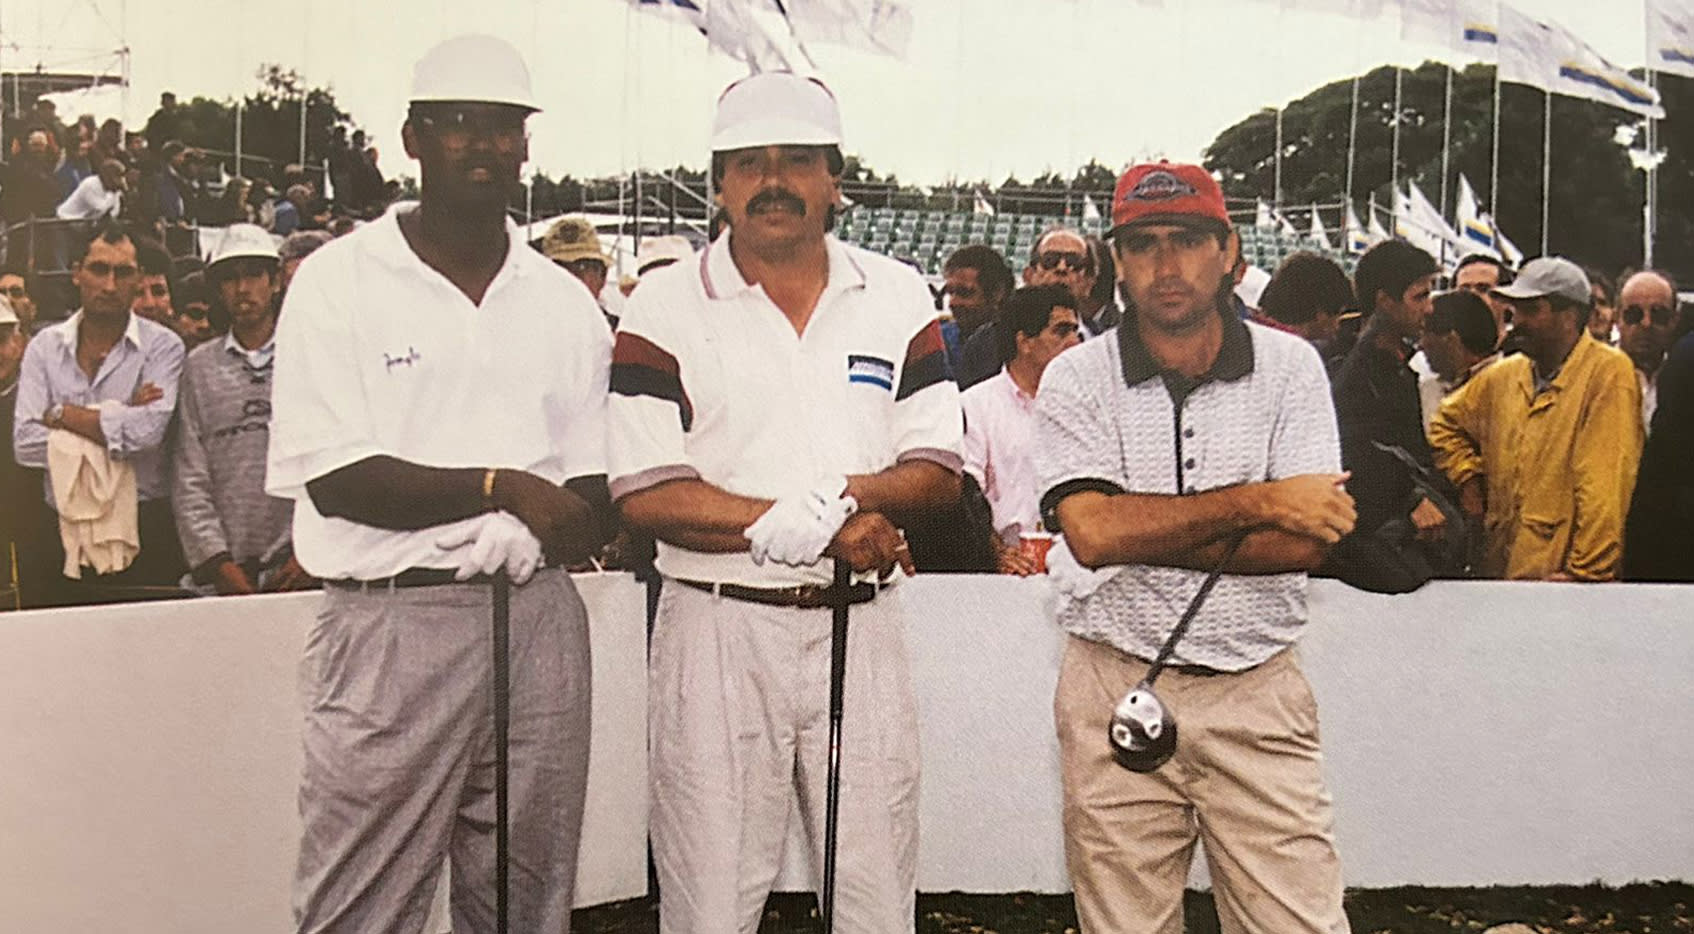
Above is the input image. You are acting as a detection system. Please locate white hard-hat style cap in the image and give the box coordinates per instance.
[208,223,281,270]
[710,72,841,152]
[1492,256,1591,306]
[410,34,540,113]
[637,235,696,276]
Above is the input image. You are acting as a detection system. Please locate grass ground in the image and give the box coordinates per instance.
[573,882,1694,933]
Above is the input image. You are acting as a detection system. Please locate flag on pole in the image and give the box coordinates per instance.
[1345,203,1371,253]
[1082,194,1102,222]
[628,0,707,29]
[1489,215,1524,265]
[697,0,806,71]
[973,191,996,217]
[1498,2,1664,118]
[1255,199,1276,228]
[1454,174,1499,257]
[1401,0,1499,60]
[1646,0,1694,78]
[1366,210,1392,246]
[784,0,916,60]
[1393,184,1453,261]
[1308,205,1333,250]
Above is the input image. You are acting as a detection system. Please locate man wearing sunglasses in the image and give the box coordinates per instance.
[1616,270,1680,431]
[268,36,611,932]
[11,219,188,605]
[958,227,1099,389]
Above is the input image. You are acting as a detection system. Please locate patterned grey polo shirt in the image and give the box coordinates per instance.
[1034,310,1342,671]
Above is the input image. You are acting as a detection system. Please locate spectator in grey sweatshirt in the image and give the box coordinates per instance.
[172,224,309,594]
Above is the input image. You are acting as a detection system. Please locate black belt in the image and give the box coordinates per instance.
[327,567,495,590]
[673,577,878,609]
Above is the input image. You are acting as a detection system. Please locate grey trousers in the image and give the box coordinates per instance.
[292,569,592,934]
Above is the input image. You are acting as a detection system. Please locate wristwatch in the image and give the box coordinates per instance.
[43,403,65,428]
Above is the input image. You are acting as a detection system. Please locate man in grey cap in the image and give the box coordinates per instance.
[267,35,612,933]
[1430,257,1642,580]
[608,71,962,933]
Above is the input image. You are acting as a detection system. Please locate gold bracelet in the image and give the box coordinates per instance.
[482,468,498,509]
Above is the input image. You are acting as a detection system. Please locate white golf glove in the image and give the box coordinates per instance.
[745,476,858,567]
[1047,535,1123,599]
[435,511,545,585]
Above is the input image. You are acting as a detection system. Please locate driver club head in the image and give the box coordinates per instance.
[1109,680,1177,773]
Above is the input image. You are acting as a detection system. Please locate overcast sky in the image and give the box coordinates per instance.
[0,0,1659,186]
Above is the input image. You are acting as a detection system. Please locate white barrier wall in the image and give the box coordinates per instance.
[2,575,1690,932]
[0,574,649,934]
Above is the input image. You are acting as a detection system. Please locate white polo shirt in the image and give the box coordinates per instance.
[608,233,962,587]
[265,204,611,580]
[1035,311,1341,671]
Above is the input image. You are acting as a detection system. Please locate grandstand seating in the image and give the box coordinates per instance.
[834,206,1351,277]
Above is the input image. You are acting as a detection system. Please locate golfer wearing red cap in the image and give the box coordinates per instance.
[1035,162,1358,933]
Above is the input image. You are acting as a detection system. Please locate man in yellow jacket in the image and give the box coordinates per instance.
[1430,257,1643,581]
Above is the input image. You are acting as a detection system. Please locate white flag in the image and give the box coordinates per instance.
[1498,2,1664,118]
[628,0,707,30]
[1308,205,1333,250]
[1393,185,1450,261]
[973,191,996,217]
[1344,202,1370,253]
[1488,215,1524,265]
[1401,0,1499,61]
[1082,194,1102,222]
[703,0,805,72]
[1367,210,1392,246]
[1255,199,1275,228]
[784,0,915,60]
[1454,174,1499,257]
[1647,0,1694,79]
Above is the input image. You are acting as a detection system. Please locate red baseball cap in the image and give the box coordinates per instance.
[1109,162,1230,235]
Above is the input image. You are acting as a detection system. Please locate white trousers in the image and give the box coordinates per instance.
[649,581,921,934]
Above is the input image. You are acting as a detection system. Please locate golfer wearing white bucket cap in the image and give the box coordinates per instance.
[609,71,963,933]
[268,34,612,934]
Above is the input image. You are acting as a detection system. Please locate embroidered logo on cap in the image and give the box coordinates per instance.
[1128,171,1196,203]
[847,354,895,391]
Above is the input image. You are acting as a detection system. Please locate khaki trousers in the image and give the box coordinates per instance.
[650,581,921,934]
[1055,636,1350,934]
[292,569,592,934]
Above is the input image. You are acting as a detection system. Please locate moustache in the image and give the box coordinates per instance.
[745,188,807,216]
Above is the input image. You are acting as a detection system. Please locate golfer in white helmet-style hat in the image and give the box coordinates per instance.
[272,34,612,934]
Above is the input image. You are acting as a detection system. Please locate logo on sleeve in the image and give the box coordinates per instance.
[847,354,895,391]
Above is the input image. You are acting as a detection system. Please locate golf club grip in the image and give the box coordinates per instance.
[492,574,511,934]
[1145,531,1246,683]
[822,558,851,934]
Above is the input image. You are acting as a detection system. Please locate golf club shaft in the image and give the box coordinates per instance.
[492,573,511,934]
[1144,532,1247,684]
[822,558,851,934]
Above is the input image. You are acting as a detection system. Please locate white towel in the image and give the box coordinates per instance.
[47,427,139,578]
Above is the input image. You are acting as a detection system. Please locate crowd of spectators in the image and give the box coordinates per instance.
[3,100,1693,608]
[0,92,390,274]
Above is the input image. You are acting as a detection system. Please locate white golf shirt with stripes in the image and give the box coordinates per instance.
[1034,311,1342,672]
[608,233,963,588]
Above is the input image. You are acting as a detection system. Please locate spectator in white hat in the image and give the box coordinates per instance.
[268,34,611,932]
[171,224,306,597]
[609,70,962,933]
